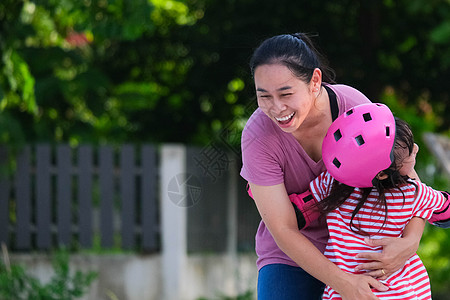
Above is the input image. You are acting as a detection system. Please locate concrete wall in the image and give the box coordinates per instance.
[9,253,258,300]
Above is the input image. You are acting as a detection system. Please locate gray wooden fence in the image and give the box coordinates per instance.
[0,143,260,256]
[0,144,159,252]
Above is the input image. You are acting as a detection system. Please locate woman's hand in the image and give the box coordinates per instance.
[336,273,387,300]
[354,237,414,279]
[354,218,426,280]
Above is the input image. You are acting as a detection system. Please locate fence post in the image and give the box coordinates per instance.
[160,144,187,300]
[225,158,239,296]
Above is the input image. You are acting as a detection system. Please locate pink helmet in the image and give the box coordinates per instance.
[322,103,396,188]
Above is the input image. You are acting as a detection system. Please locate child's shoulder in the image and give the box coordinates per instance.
[389,180,417,192]
[403,180,445,199]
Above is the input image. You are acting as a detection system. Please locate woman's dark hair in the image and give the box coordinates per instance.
[250,33,336,83]
[318,117,416,236]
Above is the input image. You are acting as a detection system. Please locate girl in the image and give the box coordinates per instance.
[290,103,448,299]
[241,33,426,299]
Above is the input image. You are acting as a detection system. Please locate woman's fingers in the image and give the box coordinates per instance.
[367,276,389,292]
[364,268,389,280]
[355,261,382,272]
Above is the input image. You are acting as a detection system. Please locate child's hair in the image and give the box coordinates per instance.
[249,33,336,84]
[319,117,417,236]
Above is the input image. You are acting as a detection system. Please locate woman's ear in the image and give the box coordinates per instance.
[310,68,322,92]
[376,172,389,180]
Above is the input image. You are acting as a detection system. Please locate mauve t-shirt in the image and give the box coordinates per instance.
[240,84,371,270]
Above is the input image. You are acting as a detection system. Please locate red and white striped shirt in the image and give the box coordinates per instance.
[310,171,446,300]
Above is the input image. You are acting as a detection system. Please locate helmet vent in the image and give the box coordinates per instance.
[363,113,372,122]
[334,129,342,141]
[346,109,354,116]
[355,135,365,146]
[332,158,341,168]
[386,126,390,137]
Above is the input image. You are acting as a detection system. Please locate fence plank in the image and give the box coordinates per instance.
[120,145,135,249]
[57,145,72,246]
[15,146,31,250]
[141,145,157,251]
[36,144,52,249]
[99,146,114,248]
[78,145,93,248]
[0,147,10,247]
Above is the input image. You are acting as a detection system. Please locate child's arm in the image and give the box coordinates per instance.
[407,168,450,228]
[289,191,321,230]
[247,184,321,230]
[428,191,450,228]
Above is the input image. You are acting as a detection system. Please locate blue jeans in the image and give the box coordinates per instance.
[257,264,325,300]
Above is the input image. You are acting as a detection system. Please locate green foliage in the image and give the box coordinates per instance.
[0,250,97,300]
[1,0,448,147]
[0,0,204,146]
[381,88,436,163]
[418,225,450,299]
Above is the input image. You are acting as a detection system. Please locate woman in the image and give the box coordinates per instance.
[240,33,425,299]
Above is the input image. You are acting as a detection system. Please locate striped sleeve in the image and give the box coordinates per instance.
[309,171,334,202]
[412,182,446,220]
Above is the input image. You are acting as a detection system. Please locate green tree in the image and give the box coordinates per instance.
[0,0,205,146]
[2,0,448,147]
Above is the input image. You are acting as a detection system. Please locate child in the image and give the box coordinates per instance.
[288,103,449,299]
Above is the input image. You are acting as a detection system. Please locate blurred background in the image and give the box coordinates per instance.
[0,0,449,299]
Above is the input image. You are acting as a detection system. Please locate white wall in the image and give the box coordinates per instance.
[9,253,258,300]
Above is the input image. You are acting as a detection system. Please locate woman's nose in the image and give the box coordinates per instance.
[272,97,286,112]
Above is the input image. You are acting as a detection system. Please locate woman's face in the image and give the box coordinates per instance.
[254,64,316,133]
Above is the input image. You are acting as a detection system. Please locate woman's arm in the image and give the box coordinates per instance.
[355,217,425,279]
[249,182,387,300]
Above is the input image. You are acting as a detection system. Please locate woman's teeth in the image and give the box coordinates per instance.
[275,112,295,122]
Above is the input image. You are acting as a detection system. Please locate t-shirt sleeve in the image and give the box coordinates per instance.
[240,121,284,186]
[412,182,447,220]
[309,171,334,202]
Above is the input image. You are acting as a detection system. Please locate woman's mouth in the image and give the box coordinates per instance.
[275,112,295,126]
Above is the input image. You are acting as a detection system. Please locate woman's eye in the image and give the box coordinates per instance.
[281,93,293,97]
